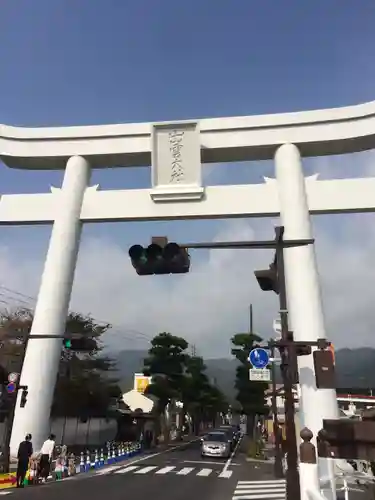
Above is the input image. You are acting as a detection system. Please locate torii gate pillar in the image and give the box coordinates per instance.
[275,143,339,437]
[9,156,91,456]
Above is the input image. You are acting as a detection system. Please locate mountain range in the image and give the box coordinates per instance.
[112,348,375,399]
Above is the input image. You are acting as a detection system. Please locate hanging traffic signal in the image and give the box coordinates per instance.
[254,262,279,294]
[129,237,190,275]
[63,336,95,352]
[20,387,28,408]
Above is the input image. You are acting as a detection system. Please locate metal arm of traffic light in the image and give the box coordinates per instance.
[179,238,314,249]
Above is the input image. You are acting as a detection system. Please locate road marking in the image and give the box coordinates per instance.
[197,468,212,477]
[233,494,285,500]
[221,434,243,478]
[237,481,286,485]
[219,469,233,478]
[177,467,194,475]
[134,466,158,474]
[95,465,123,475]
[114,466,140,474]
[233,479,286,500]
[184,460,240,466]
[155,466,176,474]
[93,438,200,477]
[0,493,11,496]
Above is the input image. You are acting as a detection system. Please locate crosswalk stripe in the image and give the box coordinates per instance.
[177,467,194,475]
[237,481,286,485]
[155,466,176,474]
[197,468,212,477]
[114,466,140,474]
[233,494,285,500]
[134,466,158,474]
[236,486,286,490]
[233,480,286,500]
[234,490,285,495]
[219,470,233,478]
[95,465,122,475]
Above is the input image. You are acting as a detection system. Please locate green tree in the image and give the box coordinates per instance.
[143,332,188,441]
[0,308,121,418]
[231,332,268,434]
[181,355,227,433]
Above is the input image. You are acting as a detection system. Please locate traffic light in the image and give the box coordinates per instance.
[20,387,28,408]
[129,239,190,275]
[254,263,279,294]
[63,336,95,352]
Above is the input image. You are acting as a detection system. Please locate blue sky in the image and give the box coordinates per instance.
[0,0,375,356]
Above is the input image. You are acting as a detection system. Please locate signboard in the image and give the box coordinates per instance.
[150,122,204,202]
[6,382,16,394]
[8,373,18,384]
[248,348,270,369]
[249,368,271,382]
[133,374,152,394]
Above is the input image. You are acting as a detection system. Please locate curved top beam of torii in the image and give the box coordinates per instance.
[1,99,375,170]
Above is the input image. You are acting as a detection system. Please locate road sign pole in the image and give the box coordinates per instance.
[275,227,300,500]
[270,342,284,479]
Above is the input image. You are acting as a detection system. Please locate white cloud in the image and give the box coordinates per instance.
[0,151,375,358]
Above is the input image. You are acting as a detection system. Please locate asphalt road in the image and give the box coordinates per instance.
[0,437,280,500]
[0,441,368,500]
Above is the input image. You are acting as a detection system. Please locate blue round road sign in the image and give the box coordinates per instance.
[6,382,16,394]
[248,348,269,369]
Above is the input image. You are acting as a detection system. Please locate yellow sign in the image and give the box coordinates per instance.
[134,374,152,394]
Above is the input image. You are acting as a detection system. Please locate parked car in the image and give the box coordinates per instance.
[200,431,231,459]
[218,426,237,449]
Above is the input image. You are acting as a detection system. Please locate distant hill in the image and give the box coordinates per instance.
[112,348,375,400]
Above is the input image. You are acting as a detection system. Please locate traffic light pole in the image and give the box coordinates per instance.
[0,336,29,473]
[274,227,300,500]
[173,227,313,500]
[0,332,82,472]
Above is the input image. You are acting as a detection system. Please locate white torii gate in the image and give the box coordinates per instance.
[1,99,375,457]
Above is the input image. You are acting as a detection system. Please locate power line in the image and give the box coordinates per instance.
[0,284,152,343]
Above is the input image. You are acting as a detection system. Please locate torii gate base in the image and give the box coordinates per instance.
[2,101,371,484]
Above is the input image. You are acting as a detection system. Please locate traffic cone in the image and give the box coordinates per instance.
[80,452,85,473]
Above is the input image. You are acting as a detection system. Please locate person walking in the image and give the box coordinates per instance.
[16,434,33,488]
[38,434,56,483]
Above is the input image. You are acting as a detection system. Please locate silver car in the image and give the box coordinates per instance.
[200,431,231,458]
